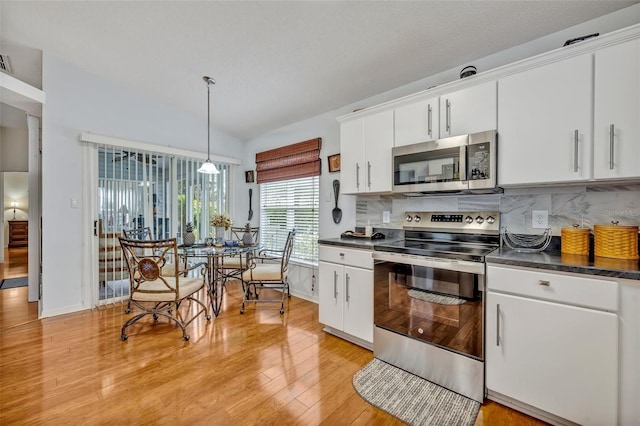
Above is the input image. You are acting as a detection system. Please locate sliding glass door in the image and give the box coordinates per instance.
[96,145,231,305]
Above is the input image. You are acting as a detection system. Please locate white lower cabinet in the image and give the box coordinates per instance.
[486,265,618,425]
[319,245,373,346]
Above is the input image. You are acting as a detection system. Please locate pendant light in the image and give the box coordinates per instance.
[197,76,220,174]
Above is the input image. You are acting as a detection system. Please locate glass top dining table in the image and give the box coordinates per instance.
[175,244,260,317]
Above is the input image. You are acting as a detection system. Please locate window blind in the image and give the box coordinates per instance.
[259,176,319,264]
[255,137,322,183]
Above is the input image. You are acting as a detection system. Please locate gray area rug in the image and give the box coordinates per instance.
[0,276,28,289]
[353,358,480,426]
[407,289,466,305]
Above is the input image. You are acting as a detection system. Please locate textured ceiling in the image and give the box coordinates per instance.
[1,1,637,140]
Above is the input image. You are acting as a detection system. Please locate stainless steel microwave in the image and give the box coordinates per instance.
[392,130,497,194]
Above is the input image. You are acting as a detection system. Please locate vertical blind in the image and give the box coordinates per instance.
[259,176,319,264]
[96,144,231,306]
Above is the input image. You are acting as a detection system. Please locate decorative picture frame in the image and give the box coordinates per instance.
[328,154,341,172]
[245,170,255,183]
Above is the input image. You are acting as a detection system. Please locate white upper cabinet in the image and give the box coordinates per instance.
[363,110,394,192]
[439,81,497,137]
[340,118,365,194]
[394,96,439,146]
[339,109,394,194]
[498,54,593,186]
[594,38,640,180]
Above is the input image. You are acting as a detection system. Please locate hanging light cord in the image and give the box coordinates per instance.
[205,76,215,162]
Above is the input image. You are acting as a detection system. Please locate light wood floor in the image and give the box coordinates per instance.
[0,247,546,425]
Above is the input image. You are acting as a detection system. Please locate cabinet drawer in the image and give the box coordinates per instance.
[487,265,618,311]
[319,245,373,269]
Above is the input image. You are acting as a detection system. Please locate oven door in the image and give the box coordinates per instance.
[392,134,468,193]
[372,252,485,360]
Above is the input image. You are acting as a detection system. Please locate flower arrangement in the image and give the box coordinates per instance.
[211,213,233,229]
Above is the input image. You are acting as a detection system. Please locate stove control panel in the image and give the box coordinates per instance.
[404,211,500,233]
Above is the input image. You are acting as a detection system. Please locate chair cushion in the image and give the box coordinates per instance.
[132,276,204,302]
[242,264,286,282]
[220,256,245,269]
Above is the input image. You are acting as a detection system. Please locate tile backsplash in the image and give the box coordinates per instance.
[356,184,640,235]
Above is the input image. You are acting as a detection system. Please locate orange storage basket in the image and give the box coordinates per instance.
[593,221,639,260]
[561,225,590,256]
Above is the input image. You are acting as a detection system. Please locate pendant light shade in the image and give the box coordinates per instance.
[198,76,220,174]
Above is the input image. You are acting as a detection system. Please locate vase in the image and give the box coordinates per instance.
[215,227,226,244]
[183,231,195,247]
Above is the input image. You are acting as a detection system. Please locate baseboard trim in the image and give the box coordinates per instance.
[322,326,373,350]
[487,390,579,426]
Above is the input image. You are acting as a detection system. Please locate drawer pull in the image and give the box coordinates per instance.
[339,253,345,257]
[538,280,550,286]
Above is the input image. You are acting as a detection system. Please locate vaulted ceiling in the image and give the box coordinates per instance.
[1,1,637,139]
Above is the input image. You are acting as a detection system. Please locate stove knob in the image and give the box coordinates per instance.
[406,215,413,223]
[414,215,421,223]
[475,216,484,224]
[486,216,496,224]
[465,216,474,224]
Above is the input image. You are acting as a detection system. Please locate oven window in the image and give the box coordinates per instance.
[374,261,483,360]
[394,147,461,185]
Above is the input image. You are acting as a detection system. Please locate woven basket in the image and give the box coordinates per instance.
[561,226,590,256]
[594,221,639,260]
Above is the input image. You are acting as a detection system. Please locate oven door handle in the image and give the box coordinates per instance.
[372,252,485,274]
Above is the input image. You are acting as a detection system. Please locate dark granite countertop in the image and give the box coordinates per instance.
[486,248,640,281]
[318,237,396,250]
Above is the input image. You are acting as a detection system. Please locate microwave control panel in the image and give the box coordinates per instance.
[468,142,491,180]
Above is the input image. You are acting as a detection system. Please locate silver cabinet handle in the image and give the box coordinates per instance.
[333,271,338,299]
[356,163,360,190]
[573,129,579,173]
[367,161,372,189]
[345,273,350,302]
[496,303,501,347]
[445,99,451,134]
[609,124,615,170]
[538,280,550,286]
[427,104,432,137]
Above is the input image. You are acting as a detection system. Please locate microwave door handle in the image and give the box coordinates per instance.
[459,145,467,181]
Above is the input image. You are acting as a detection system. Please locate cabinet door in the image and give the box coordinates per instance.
[498,54,593,185]
[363,110,394,193]
[342,266,374,343]
[486,292,618,425]
[318,261,344,331]
[594,39,640,179]
[440,81,496,137]
[394,97,439,146]
[340,118,365,194]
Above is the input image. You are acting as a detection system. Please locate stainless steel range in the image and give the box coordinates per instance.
[372,211,500,402]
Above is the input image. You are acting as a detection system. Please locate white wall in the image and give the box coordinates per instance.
[244,4,640,238]
[40,54,246,317]
[0,127,29,171]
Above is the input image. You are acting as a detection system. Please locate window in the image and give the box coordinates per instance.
[259,176,319,264]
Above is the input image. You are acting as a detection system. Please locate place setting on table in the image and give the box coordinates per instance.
[177,220,260,317]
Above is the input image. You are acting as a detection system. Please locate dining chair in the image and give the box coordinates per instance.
[118,237,210,341]
[122,227,152,240]
[220,225,260,286]
[240,230,295,315]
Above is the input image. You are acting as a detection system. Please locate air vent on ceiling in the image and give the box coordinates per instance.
[0,54,13,74]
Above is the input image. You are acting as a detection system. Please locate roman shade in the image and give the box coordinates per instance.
[255,137,322,184]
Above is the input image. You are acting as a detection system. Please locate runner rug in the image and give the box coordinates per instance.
[0,276,28,289]
[353,358,480,426]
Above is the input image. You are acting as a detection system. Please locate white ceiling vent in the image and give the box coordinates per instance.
[0,55,13,74]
